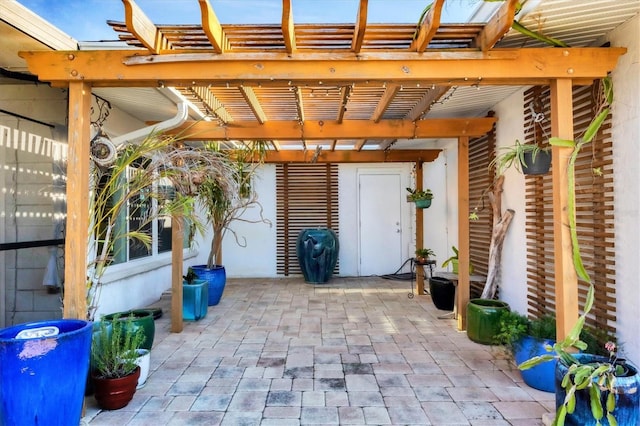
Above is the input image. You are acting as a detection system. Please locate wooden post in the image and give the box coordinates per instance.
[415,161,425,295]
[457,136,470,330]
[63,81,91,320]
[550,78,578,340]
[171,215,184,333]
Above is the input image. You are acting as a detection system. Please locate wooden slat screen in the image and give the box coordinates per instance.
[524,82,616,337]
[468,115,496,298]
[276,164,339,276]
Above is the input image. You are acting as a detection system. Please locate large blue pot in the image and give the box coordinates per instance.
[296,228,339,284]
[190,265,226,306]
[0,319,92,425]
[514,335,556,392]
[183,279,209,321]
[555,354,639,425]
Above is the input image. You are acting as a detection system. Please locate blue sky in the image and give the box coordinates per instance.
[16,0,480,42]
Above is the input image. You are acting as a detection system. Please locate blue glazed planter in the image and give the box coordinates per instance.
[296,228,339,284]
[514,335,556,392]
[555,354,640,425]
[190,265,226,306]
[0,319,92,425]
[183,279,209,321]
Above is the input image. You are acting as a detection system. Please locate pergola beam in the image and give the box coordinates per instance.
[371,83,400,122]
[351,0,368,53]
[261,149,441,163]
[20,48,626,87]
[410,0,444,53]
[475,0,519,51]
[281,0,296,54]
[122,0,171,53]
[167,117,497,140]
[198,0,227,53]
[239,86,268,124]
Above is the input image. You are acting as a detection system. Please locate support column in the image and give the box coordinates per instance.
[550,78,578,340]
[171,216,184,333]
[63,81,91,319]
[415,161,425,295]
[457,136,470,330]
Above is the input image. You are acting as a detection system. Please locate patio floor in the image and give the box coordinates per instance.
[82,277,554,425]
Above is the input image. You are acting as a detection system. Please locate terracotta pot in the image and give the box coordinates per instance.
[92,367,140,410]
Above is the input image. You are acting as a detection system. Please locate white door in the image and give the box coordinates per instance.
[358,173,403,276]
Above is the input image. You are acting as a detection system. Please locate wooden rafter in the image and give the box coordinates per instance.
[282,0,297,54]
[184,86,233,124]
[406,85,450,121]
[239,86,268,124]
[475,0,519,51]
[371,83,401,122]
[378,139,396,150]
[122,0,171,53]
[336,85,351,123]
[294,86,305,122]
[354,139,367,151]
[168,117,496,140]
[410,0,445,53]
[351,0,368,53]
[21,48,625,87]
[198,0,227,53]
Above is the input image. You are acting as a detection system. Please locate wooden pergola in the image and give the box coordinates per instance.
[19,0,625,335]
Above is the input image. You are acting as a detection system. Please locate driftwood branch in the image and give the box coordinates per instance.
[481,175,515,299]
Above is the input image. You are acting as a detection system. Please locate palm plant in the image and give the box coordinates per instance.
[84,131,236,320]
[196,141,271,268]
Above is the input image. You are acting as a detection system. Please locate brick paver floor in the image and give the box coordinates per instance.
[82,277,554,425]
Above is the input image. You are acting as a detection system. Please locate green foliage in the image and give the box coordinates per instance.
[489,140,550,176]
[406,187,434,201]
[182,267,199,284]
[415,248,435,258]
[441,246,459,269]
[518,285,627,425]
[91,314,145,379]
[494,310,530,349]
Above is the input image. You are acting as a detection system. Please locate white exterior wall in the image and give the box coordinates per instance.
[608,14,640,367]
[496,14,640,366]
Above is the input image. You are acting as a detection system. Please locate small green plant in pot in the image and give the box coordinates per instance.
[490,139,551,176]
[406,187,434,209]
[414,248,435,264]
[495,311,557,392]
[441,246,474,274]
[91,314,145,410]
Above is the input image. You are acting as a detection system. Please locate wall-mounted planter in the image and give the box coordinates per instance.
[414,198,432,209]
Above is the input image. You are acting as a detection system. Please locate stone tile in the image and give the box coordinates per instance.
[363,406,392,424]
[300,407,339,424]
[348,391,385,407]
[338,406,366,424]
[387,406,430,425]
[302,390,325,406]
[266,390,302,406]
[447,387,498,402]
[345,374,379,391]
[226,391,268,412]
[191,394,232,411]
[263,406,301,418]
[492,401,550,419]
[422,401,470,425]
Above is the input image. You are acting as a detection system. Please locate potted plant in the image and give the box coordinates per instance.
[182,267,208,321]
[406,187,434,209]
[490,139,551,176]
[519,285,639,425]
[495,311,557,392]
[192,142,270,305]
[91,314,145,410]
[414,248,435,264]
[85,130,233,321]
[441,246,474,274]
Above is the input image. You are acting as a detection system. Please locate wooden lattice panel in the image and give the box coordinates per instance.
[276,164,339,276]
[524,83,616,336]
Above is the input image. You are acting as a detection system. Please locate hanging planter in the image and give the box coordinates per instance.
[522,150,551,175]
[406,187,434,209]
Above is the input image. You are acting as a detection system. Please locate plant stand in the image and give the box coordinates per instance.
[409,258,435,298]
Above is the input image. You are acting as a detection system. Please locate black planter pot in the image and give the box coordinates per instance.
[429,277,455,311]
[522,150,551,175]
[555,354,640,426]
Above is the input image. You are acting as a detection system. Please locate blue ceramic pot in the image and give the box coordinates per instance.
[514,335,556,392]
[190,265,226,306]
[555,354,639,425]
[183,279,209,321]
[296,228,339,284]
[0,319,92,425]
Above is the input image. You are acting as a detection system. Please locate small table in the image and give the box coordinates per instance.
[434,272,486,319]
[409,258,435,298]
